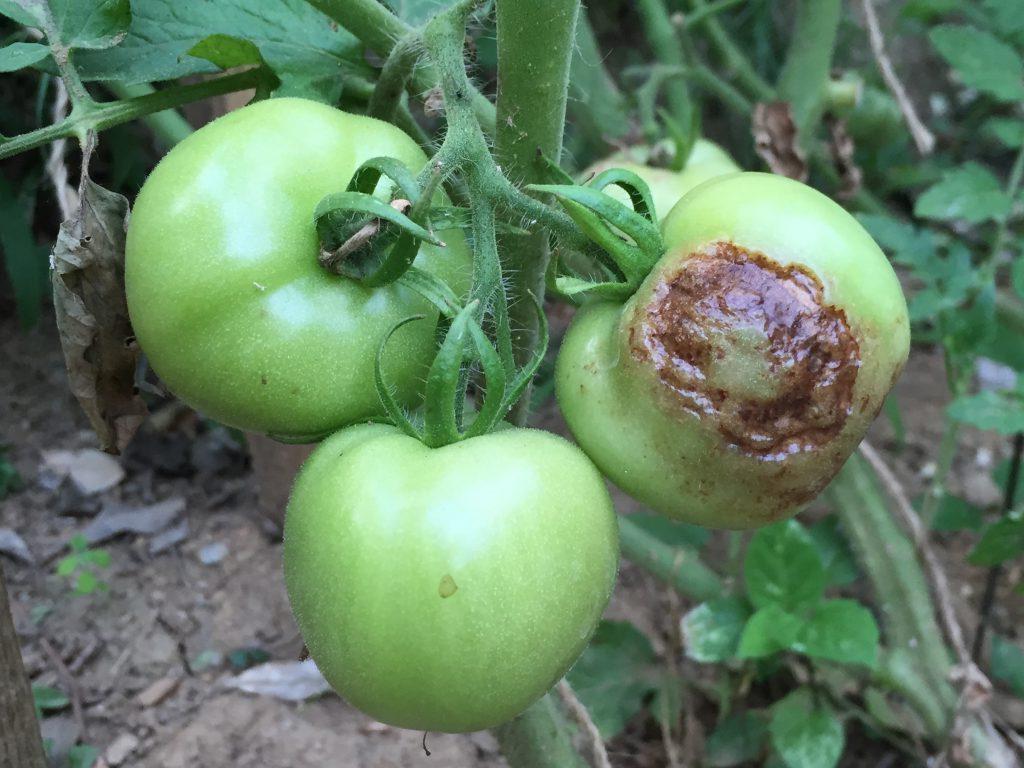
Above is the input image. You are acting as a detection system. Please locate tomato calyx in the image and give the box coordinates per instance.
[314,156,448,288]
[529,167,665,302]
[376,294,549,448]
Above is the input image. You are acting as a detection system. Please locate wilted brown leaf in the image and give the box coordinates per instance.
[826,116,863,201]
[752,101,808,182]
[51,163,146,455]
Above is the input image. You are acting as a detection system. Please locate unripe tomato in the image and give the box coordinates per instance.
[556,173,909,529]
[283,425,619,732]
[585,139,740,221]
[125,98,471,441]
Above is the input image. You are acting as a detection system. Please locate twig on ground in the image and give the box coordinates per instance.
[860,0,935,155]
[555,679,612,768]
[39,636,86,741]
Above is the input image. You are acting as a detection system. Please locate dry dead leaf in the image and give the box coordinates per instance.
[826,116,863,201]
[51,167,146,455]
[752,101,808,182]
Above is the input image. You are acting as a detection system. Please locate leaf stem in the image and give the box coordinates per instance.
[683,0,773,100]
[0,70,261,161]
[635,0,694,130]
[618,516,724,602]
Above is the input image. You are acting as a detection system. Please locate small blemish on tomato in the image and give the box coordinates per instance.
[438,574,458,598]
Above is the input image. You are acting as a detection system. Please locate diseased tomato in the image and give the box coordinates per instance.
[283,424,619,732]
[556,172,910,529]
[125,98,471,441]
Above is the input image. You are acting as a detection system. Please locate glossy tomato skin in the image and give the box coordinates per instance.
[557,173,910,529]
[585,139,740,222]
[126,98,471,441]
[283,425,619,732]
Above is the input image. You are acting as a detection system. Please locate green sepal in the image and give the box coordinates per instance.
[347,156,422,202]
[374,316,427,441]
[462,322,508,438]
[422,302,478,448]
[397,266,463,319]
[585,168,657,224]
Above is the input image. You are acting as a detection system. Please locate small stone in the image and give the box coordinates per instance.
[0,528,34,564]
[136,676,181,707]
[42,449,125,496]
[149,521,189,555]
[198,542,228,565]
[104,732,139,766]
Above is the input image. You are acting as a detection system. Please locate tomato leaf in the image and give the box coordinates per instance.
[566,620,659,739]
[930,24,1024,102]
[32,684,69,712]
[769,688,844,768]
[0,41,49,72]
[948,389,1024,435]
[991,634,1024,698]
[737,604,803,659]
[914,163,1013,225]
[73,0,372,88]
[985,118,1024,148]
[968,516,1024,566]
[705,711,769,767]
[682,597,750,662]
[793,599,880,668]
[808,516,859,587]
[744,520,826,611]
[930,494,984,532]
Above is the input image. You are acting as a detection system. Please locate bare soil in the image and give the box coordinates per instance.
[1,311,1021,768]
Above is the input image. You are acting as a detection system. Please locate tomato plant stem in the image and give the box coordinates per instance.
[0,69,262,161]
[618,516,723,602]
[827,455,956,735]
[104,82,194,148]
[568,11,631,154]
[367,33,421,123]
[305,0,497,134]
[495,0,580,424]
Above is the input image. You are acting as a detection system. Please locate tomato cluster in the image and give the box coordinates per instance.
[126,97,907,731]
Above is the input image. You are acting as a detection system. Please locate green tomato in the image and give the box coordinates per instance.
[557,173,910,529]
[125,98,471,441]
[585,139,740,222]
[283,424,619,732]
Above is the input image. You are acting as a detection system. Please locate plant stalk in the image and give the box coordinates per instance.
[618,516,724,602]
[0,69,261,161]
[635,0,694,131]
[494,0,580,424]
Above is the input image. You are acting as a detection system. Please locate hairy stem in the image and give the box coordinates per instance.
[368,33,422,123]
[493,693,588,768]
[305,0,496,133]
[495,0,580,424]
[827,454,956,735]
[618,516,724,602]
[0,69,261,160]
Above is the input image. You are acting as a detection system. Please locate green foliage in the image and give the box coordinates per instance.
[628,511,711,550]
[705,711,768,767]
[769,688,844,768]
[566,620,672,739]
[55,534,112,596]
[914,163,1012,224]
[968,514,1024,566]
[929,25,1024,102]
[67,745,99,768]
[948,383,1024,435]
[930,494,984,532]
[31,684,69,716]
[682,597,750,662]
[744,521,826,611]
[990,634,1024,697]
[72,0,372,101]
[0,175,48,328]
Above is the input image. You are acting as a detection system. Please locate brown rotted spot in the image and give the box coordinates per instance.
[634,241,860,461]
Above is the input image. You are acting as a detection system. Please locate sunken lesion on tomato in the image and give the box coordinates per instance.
[630,240,862,461]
